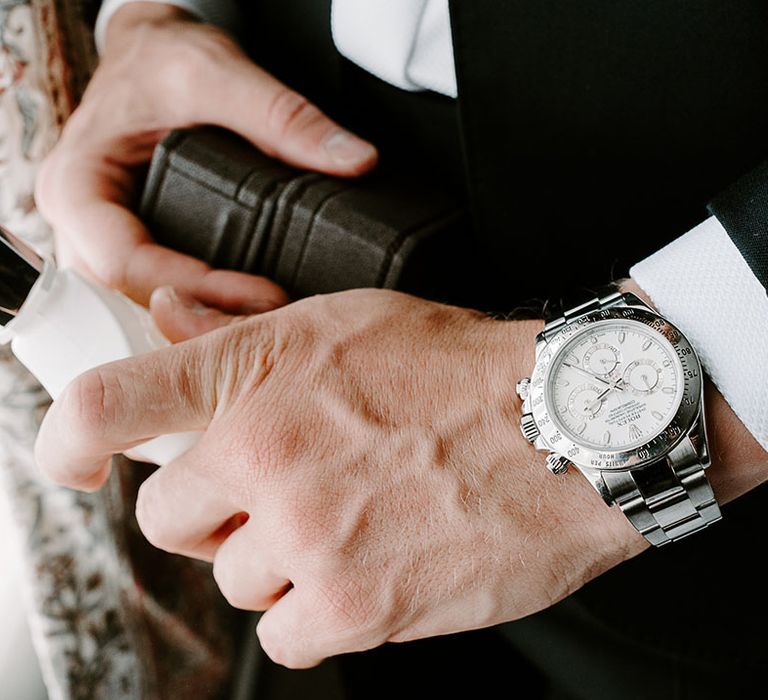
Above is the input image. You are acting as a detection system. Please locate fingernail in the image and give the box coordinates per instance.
[152,285,177,303]
[323,130,377,166]
[157,286,215,316]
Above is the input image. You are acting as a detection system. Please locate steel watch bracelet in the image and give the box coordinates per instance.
[543,284,722,546]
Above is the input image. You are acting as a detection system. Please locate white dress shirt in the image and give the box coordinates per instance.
[97,0,768,452]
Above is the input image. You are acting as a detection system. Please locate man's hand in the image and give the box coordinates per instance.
[34,3,377,309]
[35,287,644,668]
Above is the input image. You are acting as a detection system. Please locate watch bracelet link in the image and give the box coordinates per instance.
[542,283,624,336]
[544,283,722,546]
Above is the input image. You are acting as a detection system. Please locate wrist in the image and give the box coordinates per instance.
[618,277,654,308]
[105,2,194,55]
[480,313,647,583]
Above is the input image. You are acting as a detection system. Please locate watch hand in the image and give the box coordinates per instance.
[562,362,612,386]
[643,375,652,390]
[586,378,626,414]
[587,387,612,414]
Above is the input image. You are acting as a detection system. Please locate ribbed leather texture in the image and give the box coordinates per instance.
[140,128,466,301]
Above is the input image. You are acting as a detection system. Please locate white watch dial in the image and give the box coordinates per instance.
[546,320,684,450]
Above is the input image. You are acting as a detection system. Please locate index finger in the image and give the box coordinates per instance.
[34,336,220,491]
[57,195,288,311]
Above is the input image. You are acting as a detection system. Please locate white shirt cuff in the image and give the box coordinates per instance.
[630,216,768,452]
[95,0,239,54]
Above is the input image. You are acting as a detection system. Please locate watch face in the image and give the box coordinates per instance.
[527,304,703,471]
[546,320,684,450]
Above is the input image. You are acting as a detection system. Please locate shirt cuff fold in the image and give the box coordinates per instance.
[630,216,768,452]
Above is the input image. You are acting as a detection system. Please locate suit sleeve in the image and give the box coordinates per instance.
[630,169,768,452]
[706,161,768,294]
[95,0,239,53]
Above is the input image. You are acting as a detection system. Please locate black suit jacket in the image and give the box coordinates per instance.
[450,1,768,301]
[241,1,768,695]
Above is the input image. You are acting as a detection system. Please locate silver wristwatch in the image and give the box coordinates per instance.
[516,285,721,546]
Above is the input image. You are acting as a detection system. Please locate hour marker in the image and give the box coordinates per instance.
[652,410,664,420]
[556,378,570,387]
[662,387,675,394]
[565,353,579,365]
[559,405,568,413]
[628,424,642,441]
[641,339,652,351]
[618,331,626,344]
[590,336,597,344]
[603,430,611,445]
[576,422,586,435]
[663,360,671,367]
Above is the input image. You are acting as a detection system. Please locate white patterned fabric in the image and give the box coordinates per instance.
[631,216,768,452]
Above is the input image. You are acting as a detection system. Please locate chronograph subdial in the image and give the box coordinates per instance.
[623,359,661,395]
[567,384,605,420]
[583,343,621,376]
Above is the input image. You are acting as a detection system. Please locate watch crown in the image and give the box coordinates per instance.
[545,453,571,476]
[515,377,531,401]
[519,412,540,443]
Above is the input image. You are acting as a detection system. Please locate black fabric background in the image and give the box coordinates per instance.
[450,0,768,306]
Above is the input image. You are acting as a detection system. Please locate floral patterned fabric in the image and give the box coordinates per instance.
[0,3,241,698]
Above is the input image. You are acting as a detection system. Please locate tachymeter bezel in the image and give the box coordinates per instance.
[528,306,703,471]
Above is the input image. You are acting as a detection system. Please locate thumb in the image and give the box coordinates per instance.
[150,286,242,342]
[200,52,378,177]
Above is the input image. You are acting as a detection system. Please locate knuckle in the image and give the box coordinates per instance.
[157,30,238,116]
[212,558,253,611]
[264,88,322,142]
[34,139,80,222]
[64,369,119,441]
[155,54,198,117]
[258,627,312,669]
[258,634,287,667]
[93,259,129,295]
[33,436,67,486]
[273,648,312,670]
[187,25,240,63]
[33,154,58,219]
[135,481,169,550]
